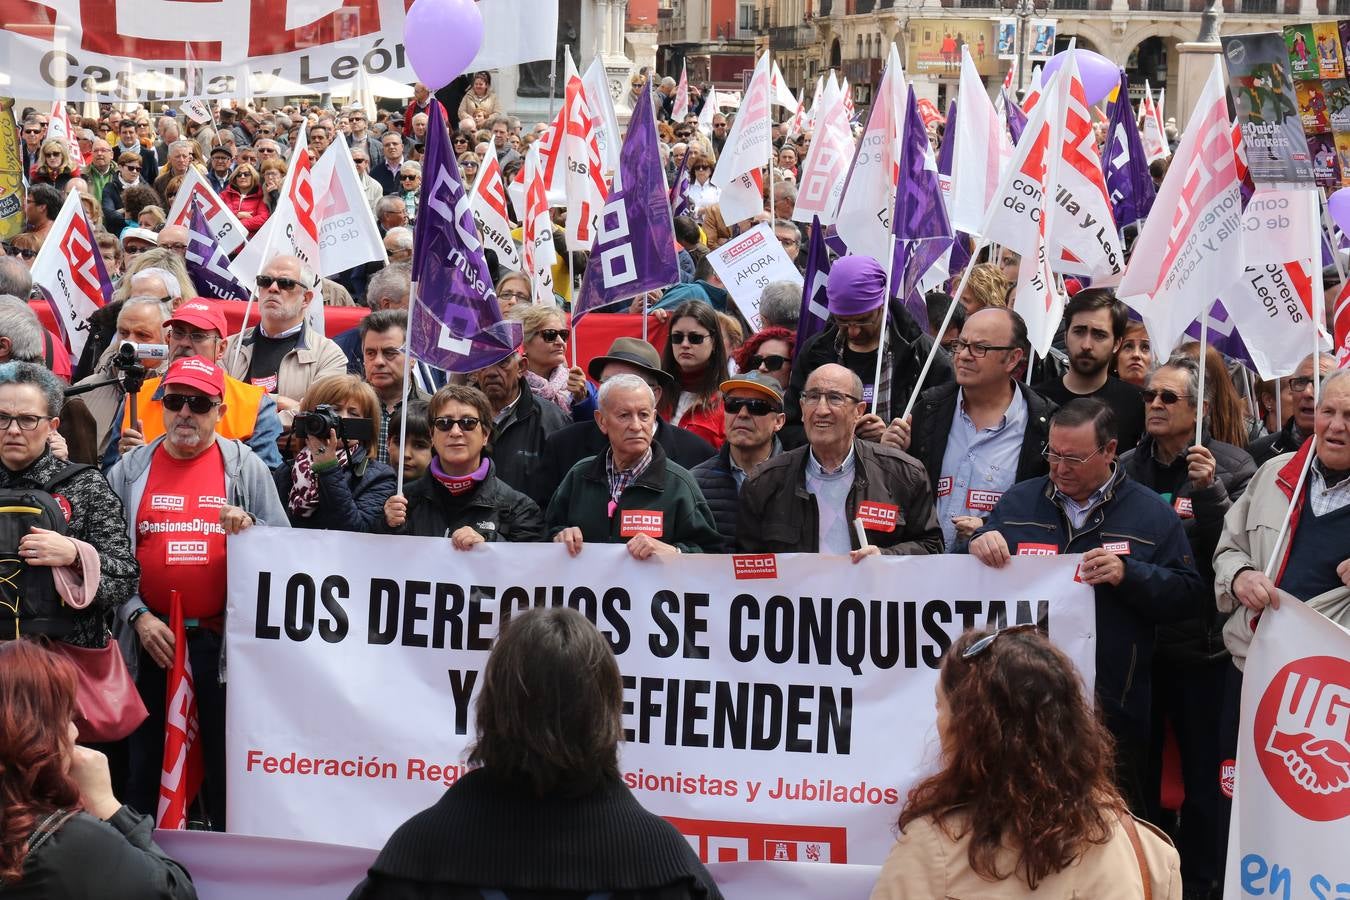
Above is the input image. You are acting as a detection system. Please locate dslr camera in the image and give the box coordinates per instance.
[291,404,374,444]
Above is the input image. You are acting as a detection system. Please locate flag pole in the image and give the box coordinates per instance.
[394,282,415,498]
[1196,299,1209,447]
[1263,439,1315,580]
[870,235,896,418]
[903,241,988,419]
[766,51,775,231]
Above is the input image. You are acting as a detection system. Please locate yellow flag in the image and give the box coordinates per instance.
[0,99,24,241]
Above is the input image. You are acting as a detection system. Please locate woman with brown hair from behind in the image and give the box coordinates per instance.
[871,625,1181,899]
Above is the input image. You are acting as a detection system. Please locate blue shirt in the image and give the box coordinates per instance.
[805,445,856,554]
[935,386,1027,548]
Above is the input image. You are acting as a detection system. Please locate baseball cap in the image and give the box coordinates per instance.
[162,355,225,398]
[720,371,784,405]
[210,145,233,157]
[166,300,228,337]
[120,227,159,248]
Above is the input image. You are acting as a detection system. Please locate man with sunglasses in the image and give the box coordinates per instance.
[968,398,1206,815]
[1117,356,1255,892]
[345,108,382,163]
[224,255,347,413]
[1247,352,1335,466]
[107,353,288,832]
[884,308,1055,551]
[691,372,787,551]
[348,147,384,212]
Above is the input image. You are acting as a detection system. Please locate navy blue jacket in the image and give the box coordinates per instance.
[971,465,1206,733]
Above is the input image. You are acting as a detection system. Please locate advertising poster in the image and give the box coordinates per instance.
[1285,24,1319,80]
[906,20,998,77]
[1297,80,1329,130]
[1223,32,1314,185]
[1029,19,1058,60]
[1314,21,1345,77]
[1325,79,1350,129]
[0,100,23,241]
[1308,131,1340,185]
[997,19,1016,59]
[1334,132,1350,184]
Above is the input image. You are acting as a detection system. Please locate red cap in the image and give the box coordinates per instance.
[166,300,228,337]
[162,355,225,398]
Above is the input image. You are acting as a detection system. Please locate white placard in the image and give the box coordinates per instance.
[707,223,804,332]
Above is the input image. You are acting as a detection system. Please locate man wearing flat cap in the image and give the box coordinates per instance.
[782,255,952,448]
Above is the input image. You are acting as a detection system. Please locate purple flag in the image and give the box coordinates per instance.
[891,87,953,334]
[1002,89,1027,145]
[408,99,516,371]
[1102,71,1155,232]
[797,217,831,349]
[185,199,250,301]
[1183,301,1256,370]
[934,100,972,281]
[573,80,680,321]
[669,152,693,219]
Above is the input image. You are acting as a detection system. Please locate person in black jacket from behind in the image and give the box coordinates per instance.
[350,607,722,900]
[1119,356,1255,897]
[381,384,543,545]
[273,375,397,532]
[692,372,785,551]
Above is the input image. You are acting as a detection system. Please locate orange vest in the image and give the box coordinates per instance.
[125,374,266,443]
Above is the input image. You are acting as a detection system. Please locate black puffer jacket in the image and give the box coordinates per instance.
[273,448,397,533]
[491,386,570,498]
[690,442,781,552]
[377,462,544,543]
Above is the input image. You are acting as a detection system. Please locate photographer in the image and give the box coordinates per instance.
[273,375,396,533]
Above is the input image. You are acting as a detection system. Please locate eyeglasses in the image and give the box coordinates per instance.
[748,354,789,372]
[44,151,62,158]
[258,147,278,155]
[163,393,220,414]
[724,397,781,416]
[801,390,860,408]
[961,623,1040,659]
[168,325,216,343]
[0,413,51,431]
[952,339,1017,359]
[22,129,42,135]
[536,328,570,343]
[1041,445,1106,467]
[1141,388,1190,405]
[256,274,307,291]
[352,157,368,164]
[461,162,478,169]
[160,242,189,253]
[498,290,529,303]
[432,415,482,433]
[670,331,709,345]
[1288,376,1316,392]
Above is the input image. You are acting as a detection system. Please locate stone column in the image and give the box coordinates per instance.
[1174,41,1221,130]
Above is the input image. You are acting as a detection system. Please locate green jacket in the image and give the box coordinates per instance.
[546,442,722,553]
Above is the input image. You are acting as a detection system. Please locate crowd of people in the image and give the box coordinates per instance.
[0,66,1341,900]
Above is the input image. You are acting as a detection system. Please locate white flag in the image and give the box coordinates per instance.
[46,101,81,172]
[167,167,248,256]
[583,58,623,175]
[560,52,608,251]
[522,143,557,306]
[834,44,904,261]
[697,85,720,137]
[792,75,850,225]
[1118,59,1244,356]
[804,74,825,134]
[672,62,690,122]
[770,59,799,113]
[1141,81,1169,164]
[468,153,523,273]
[30,191,110,359]
[949,47,1003,236]
[229,124,322,299]
[310,136,387,277]
[180,99,213,125]
[711,52,773,223]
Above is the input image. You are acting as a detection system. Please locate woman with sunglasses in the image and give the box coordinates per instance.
[733,327,795,391]
[660,300,730,449]
[456,152,481,188]
[220,163,270,236]
[381,384,544,545]
[871,625,1181,899]
[30,139,75,192]
[272,375,396,533]
[509,304,593,419]
[686,154,720,217]
[398,162,422,225]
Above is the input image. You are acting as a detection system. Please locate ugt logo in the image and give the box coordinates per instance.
[1254,655,1350,821]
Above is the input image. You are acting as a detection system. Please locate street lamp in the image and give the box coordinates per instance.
[1002,0,1052,96]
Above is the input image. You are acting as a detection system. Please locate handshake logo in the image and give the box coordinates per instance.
[1255,656,1350,822]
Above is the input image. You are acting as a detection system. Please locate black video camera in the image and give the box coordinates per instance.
[291,404,374,445]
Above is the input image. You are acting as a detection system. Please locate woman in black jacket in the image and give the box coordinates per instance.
[274,375,397,533]
[381,384,543,545]
[0,640,196,899]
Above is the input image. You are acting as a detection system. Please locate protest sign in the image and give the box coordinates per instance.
[226,534,1097,858]
[708,223,804,332]
[166,167,248,257]
[1223,33,1315,186]
[29,191,112,358]
[1223,596,1350,900]
[0,99,25,241]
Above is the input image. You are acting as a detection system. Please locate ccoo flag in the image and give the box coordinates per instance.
[468,152,523,273]
[1103,70,1156,233]
[797,217,832,350]
[573,79,681,321]
[30,190,112,358]
[185,198,250,301]
[893,86,953,332]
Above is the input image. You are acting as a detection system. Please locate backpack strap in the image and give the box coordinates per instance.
[41,329,54,371]
[41,462,93,494]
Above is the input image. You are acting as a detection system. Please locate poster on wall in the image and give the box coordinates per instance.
[1029,19,1058,60]
[997,19,1016,59]
[1222,32,1315,186]
[906,19,998,77]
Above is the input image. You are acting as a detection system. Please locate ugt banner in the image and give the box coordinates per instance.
[226,533,1097,861]
[1224,596,1350,900]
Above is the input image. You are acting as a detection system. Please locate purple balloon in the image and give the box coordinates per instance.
[1041,49,1119,106]
[1330,188,1350,234]
[403,0,484,90]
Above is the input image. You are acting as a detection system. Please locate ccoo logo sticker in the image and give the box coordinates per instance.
[1253,655,1350,821]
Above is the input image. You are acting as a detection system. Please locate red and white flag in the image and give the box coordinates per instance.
[711,52,774,224]
[835,44,905,260]
[792,74,850,225]
[583,58,622,176]
[784,89,808,142]
[1141,80,1169,163]
[1022,64,1044,113]
[672,61,690,122]
[166,167,248,256]
[230,123,320,285]
[468,153,523,272]
[522,142,557,306]
[1118,58,1244,357]
[841,77,856,121]
[157,590,203,830]
[29,190,111,358]
[560,52,608,251]
[310,137,387,277]
[46,101,82,175]
[770,59,800,113]
[949,46,1004,236]
[803,74,826,135]
[1334,279,1350,368]
[1002,59,1017,94]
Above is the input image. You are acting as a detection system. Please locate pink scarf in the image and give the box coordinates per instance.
[430,457,490,495]
[524,364,573,414]
[288,448,349,518]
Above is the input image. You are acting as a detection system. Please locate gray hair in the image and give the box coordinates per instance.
[384,226,413,252]
[120,294,172,324]
[168,138,195,157]
[758,281,801,329]
[1155,355,1203,407]
[375,196,405,218]
[131,266,183,300]
[771,182,796,205]
[0,258,33,299]
[598,373,655,409]
[1322,368,1350,396]
[367,263,411,305]
[0,296,43,362]
[0,360,64,416]
[399,160,422,177]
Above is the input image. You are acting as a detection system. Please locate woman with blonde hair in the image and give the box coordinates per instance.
[508,303,592,417]
[30,139,76,191]
[955,262,1009,314]
[221,163,270,236]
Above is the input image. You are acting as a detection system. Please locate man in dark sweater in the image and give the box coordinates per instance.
[1033,289,1145,453]
[692,372,785,551]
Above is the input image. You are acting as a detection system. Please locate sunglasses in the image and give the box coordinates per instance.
[400,174,419,181]
[536,328,570,342]
[256,274,307,290]
[122,164,141,171]
[724,397,780,416]
[1141,388,1190,405]
[22,129,42,135]
[3,245,36,260]
[163,393,220,414]
[961,623,1040,659]
[670,331,709,345]
[748,354,789,372]
[432,415,482,433]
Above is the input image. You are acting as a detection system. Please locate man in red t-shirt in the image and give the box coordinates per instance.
[107,354,289,829]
